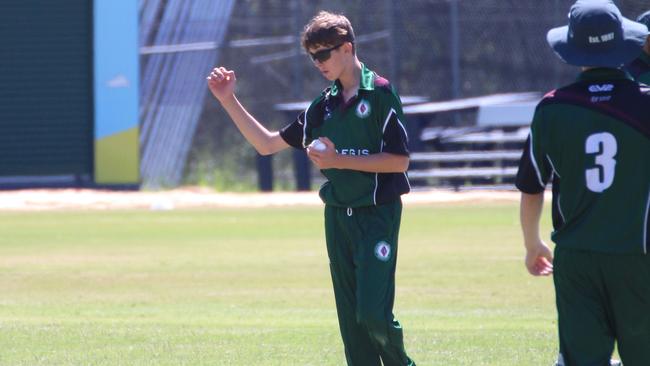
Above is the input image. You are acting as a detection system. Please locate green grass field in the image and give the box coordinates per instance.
[0,202,559,365]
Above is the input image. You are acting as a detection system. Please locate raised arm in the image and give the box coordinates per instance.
[207,67,289,156]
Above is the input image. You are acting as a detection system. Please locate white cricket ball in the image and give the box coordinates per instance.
[308,139,327,151]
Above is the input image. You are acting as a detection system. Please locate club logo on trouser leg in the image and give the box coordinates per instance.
[374,241,391,262]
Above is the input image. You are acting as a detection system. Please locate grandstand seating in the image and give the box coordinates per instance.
[407,126,527,189]
[404,93,539,189]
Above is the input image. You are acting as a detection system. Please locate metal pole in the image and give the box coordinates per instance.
[386,0,399,84]
[257,155,273,192]
[450,0,461,100]
[553,0,561,86]
[291,0,311,191]
[292,0,303,92]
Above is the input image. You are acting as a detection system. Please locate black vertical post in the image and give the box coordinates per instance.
[293,149,311,191]
[257,154,273,192]
[553,0,561,86]
[386,0,399,85]
[450,0,460,100]
[290,0,311,191]
[450,0,461,125]
[408,115,424,153]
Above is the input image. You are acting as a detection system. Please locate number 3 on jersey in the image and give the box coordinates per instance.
[585,132,617,193]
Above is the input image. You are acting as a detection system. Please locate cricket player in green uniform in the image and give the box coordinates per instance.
[207,11,415,366]
[516,1,650,365]
[626,11,650,84]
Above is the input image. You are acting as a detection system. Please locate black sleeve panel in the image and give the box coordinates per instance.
[279,111,306,149]
[382,109,409,156]
[516,135,549,194]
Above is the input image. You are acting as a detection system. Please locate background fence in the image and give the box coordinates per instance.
[139,0,649,189]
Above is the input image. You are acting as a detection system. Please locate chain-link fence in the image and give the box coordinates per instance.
[187,0,649,190]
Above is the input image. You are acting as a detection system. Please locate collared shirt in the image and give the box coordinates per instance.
[625,51,650,84]
[516,68,650,254]
[280,64,410,208]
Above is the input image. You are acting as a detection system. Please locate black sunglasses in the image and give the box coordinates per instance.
[308,43,345,63]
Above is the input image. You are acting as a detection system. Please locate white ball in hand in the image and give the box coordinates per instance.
[308,139,327,152]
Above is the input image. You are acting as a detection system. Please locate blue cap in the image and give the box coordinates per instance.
[547,0,648,67]
[638,10,650,29]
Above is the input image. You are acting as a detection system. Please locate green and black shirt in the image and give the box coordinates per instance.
[280,64,410,208]
[626,51,650,84]
[516,68,650,254]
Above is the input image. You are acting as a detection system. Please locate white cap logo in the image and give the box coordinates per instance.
[588,32,615,44]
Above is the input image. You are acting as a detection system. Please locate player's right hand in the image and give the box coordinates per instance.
[207,66,237,102]
[524,240,553,276]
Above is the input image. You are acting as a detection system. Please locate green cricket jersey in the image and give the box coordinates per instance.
[280,64,410,208]
[516,68,650,254]
[626,51,650,84]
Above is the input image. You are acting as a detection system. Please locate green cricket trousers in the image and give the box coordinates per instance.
[324,199,415,366]
[553,246,650,366]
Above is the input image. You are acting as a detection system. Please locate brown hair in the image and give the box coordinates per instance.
[301,11,355,52]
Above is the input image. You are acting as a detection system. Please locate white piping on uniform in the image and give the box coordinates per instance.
[396,116,409,141]
[546,155,561,178]
[529,132,545,189]
[301,105,311,148]
[373,176,379,205]
[403,172,412,192]
[398,120,408,139]
[395,113,412,191]
[384,113,411,192]
[643,189,650,254]
[382,109,396,133]
[557,194,566,224]
[546,154,565,223]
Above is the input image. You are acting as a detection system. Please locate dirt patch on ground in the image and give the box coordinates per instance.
[0,187,521,211]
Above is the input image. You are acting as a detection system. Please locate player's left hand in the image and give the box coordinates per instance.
[307,137,338,169]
